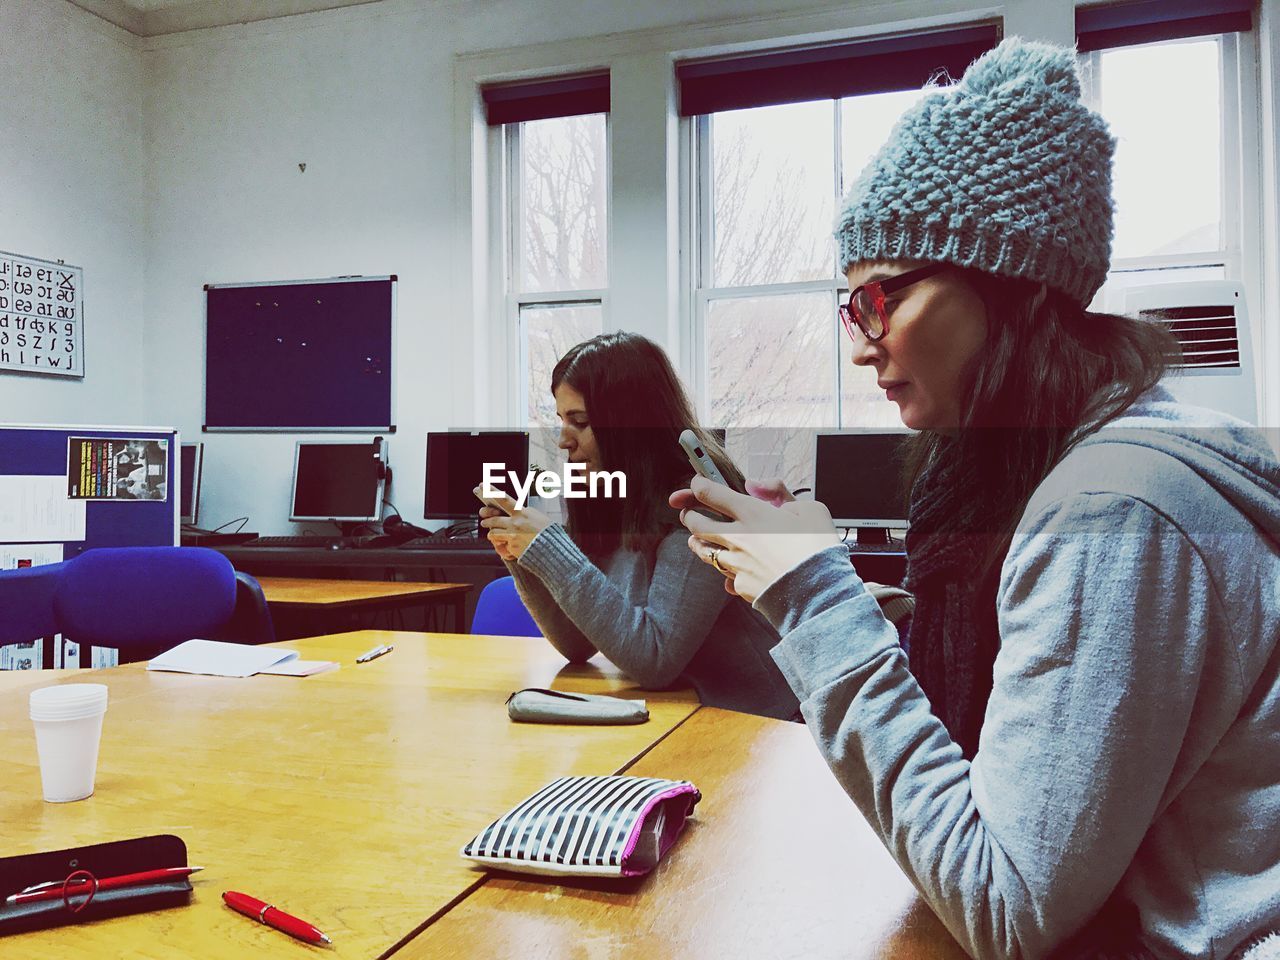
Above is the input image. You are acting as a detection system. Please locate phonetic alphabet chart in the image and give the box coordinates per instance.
[0,251,84,378]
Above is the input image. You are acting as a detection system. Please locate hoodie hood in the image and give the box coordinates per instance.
[1074,385,1280,544]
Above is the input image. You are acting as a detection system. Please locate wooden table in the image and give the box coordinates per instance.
[255,577,472,636]
[0,631,698,959]
[0,639,964,959]
[402,707,966,960]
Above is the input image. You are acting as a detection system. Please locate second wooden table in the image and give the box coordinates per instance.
[255,576,471,636]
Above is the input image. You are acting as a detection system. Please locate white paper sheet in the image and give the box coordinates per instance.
[260,659,340,677]
[0,542,64,569]
[0,476,86,542]
[147,639,299,678]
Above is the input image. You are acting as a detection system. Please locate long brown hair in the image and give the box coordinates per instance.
[903,268,1181,577]
[551,331,742,558]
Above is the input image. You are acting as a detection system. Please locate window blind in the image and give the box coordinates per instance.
[482,72,610,126]
[1076,0,1252,52]
[676,22,1000,116]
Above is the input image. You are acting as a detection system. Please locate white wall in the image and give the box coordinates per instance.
[139,0,895,533]
[0,0,146,427]
[144,5,452,531]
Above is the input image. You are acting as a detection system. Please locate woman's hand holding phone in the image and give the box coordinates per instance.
[474,487,553,561]
[669,476,840,602]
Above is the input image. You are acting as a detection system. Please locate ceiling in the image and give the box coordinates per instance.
[67,0,387,37]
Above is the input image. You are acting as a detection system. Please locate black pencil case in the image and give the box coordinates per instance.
[0,834,193,936]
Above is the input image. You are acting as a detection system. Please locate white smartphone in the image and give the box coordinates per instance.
[678,429,730,487]
[473,486,512,513]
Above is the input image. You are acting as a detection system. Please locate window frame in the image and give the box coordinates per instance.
[683,27,1262,425]
[495,114,612,428]
[687,99,875,430]
[1078,32,1247,301]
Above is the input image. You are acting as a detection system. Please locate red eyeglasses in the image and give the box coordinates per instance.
[839,263,947,342]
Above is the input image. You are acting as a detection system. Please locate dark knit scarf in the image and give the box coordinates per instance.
[901,437,1005,760]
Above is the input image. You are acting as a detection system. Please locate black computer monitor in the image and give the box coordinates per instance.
[180,443,203,526]
[424,431,530,520]
[813,430,913,545]
[289,440,387,523]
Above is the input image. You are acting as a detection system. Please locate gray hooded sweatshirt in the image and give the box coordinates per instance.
[755,386,1280,959]
[507,522,799,721]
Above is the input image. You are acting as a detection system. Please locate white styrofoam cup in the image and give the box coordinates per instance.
[29,683,109,803]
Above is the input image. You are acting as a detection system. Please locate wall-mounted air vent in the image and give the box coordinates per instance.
[1124,281,1257,424]
[1136,299,1241,369]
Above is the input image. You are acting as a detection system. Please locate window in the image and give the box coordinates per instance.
[690,87,936,487]
[682,26,997,488]
[1081,35,1240,311]
[1073,0,1254,313]
[485,74,609,468]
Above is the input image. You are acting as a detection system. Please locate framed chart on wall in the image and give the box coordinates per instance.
[0,251,84,378]
[204,275,395,431]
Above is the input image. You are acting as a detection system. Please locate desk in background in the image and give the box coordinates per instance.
[213,541,907,600]
[0,631,698,959]
[213,544,504,630]
[255,577,471,637]
[846,541,907,585]
[214,542,503,572]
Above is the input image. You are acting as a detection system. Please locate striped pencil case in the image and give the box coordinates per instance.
[460,775,701,878]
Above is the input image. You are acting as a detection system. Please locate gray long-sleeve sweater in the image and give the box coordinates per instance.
[507,522,798,720]
[754,387,1280,959]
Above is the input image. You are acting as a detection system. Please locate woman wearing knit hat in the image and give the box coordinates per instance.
[673,37,1280,960]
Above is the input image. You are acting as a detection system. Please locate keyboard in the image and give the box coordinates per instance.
[242,536,363,549]
[399,537,491,550]
[846,541,906,554]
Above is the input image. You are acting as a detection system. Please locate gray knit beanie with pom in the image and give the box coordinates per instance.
[835,37,1115,307]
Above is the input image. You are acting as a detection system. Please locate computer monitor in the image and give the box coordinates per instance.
[424,431,530,520]
[289,439,387,523]
[813,430,913,545]
[180,443,203,526]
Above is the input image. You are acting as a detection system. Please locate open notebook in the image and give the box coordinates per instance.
[147,639,339,678]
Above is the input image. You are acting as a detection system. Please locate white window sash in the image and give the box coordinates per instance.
[501,119,611,426]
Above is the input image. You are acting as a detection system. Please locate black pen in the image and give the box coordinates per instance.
[356,643,394,664]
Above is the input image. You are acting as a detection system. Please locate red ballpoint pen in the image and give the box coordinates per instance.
[223,890,332,945]
[6,866,203,905]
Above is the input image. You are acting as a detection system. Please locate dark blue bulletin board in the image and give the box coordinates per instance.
[204,276,395,431]
[0,425,178,557]
[0,424,178,670]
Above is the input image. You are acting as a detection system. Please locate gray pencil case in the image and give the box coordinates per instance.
[506,688,649,725]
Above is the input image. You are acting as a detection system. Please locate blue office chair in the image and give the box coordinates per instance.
[54,546,239,663]
[470,576,541,637]
[0,561,66,646]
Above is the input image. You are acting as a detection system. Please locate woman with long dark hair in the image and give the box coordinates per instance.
[675,38,1280,960]
[479,330,797,720]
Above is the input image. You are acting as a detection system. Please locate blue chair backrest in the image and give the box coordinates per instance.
[0,562,65,645]
[470,576,541,637]
[54,547,237,651]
